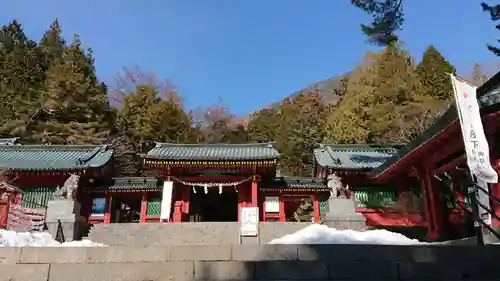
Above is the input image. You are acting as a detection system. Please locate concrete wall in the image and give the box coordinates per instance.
[1,244,499,281]
[88,222,312,246]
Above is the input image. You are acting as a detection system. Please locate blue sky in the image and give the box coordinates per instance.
[1,0,499,115]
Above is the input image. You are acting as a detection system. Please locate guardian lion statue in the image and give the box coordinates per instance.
[54,173,80,201]
[326,172,350,199]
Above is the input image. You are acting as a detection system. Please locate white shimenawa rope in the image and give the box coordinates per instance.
[170,176,252,194]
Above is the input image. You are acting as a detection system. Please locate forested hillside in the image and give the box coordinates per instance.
[0,19,493,177]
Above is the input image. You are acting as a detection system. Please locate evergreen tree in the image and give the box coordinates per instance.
[354,1,500,56]
[362,45,425,143]
[326,52,376,144]
[38,19,65,70]
[470,62,490,86]
[482,3,500,55]
[276,91,329,176]
[0,21,44,127]
[4,34,113,144]
[416,45,456,101]
[326,45,428,144]
[247,108,279,142]
[117,84,194,152]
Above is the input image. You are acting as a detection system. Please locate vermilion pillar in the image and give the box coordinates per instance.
[140,194,147,223]
[251,178,258,207]
[104,194,112,224]
[279,198,286,222]
[491,160,500,227]
[313,196,320,223]
[418,168,436,239]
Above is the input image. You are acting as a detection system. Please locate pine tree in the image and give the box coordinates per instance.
[482,3,500,56]
[354,1,500,56]
[416,45,456,101]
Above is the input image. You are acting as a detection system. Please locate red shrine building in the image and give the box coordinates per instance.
[312,144,425,229]
[0,140,114,230]
[368,71,500,240]
[138,142,330,223]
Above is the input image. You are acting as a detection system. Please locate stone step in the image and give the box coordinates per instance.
[87,222,312,246]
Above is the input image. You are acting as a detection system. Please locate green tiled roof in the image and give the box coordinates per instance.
[0,144,113,171]
[143,142,280,161]
[269,177,328,190]
[89,177,159,191]
[313,144,399,169]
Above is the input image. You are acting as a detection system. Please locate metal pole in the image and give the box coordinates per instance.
[468,183,484,245]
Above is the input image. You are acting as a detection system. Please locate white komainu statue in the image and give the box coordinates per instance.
[54,173,80,200]
[326,172,350,199]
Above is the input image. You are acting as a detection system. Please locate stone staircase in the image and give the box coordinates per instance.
[2,244,499,280]
[87,222,312,246]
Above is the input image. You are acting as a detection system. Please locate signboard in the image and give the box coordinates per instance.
[240,207,259,236]
[265,196,280,213]
[91,198,106,216]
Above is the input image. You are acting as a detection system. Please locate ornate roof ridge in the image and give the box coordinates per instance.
[317,143,402,150]
[0,144,110,151]
[154,142,276,148]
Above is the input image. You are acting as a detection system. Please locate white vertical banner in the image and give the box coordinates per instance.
[450,74,498,183]
[160,181,174,220]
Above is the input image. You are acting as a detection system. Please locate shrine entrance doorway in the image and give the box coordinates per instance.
[189,187,238,222]
[110,196,142,223]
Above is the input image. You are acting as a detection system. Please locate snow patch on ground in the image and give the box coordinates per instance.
[0,229,107,247]
[269,224,424,245]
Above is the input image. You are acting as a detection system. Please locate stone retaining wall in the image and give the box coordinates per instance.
[1,244,499,281]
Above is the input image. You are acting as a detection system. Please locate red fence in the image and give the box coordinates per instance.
[7,201,46,232]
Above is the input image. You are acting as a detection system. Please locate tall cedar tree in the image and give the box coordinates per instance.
[354,1,500,56]
[276,91,329,176]
[11,35,112,144]
[326,52,376,144]
[117,84,194,153]
[247,108,279,142]
[0,21,44,127]
[471,62,490,86]
[327,45,425,144]
[416,45,456,101]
